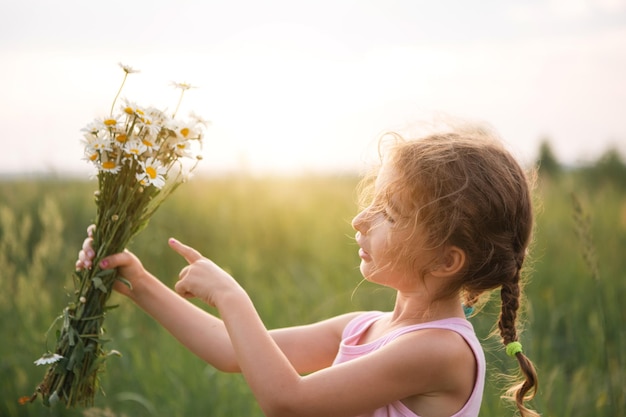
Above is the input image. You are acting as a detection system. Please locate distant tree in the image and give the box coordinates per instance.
[536,138,560,177]
[576,146,626,191]
[593,147,626,189]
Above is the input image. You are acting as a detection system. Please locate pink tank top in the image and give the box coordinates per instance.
[332,311,485,417]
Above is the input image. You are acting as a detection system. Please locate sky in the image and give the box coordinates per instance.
[1,0,625,176]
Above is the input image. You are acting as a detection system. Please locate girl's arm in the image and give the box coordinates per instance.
[92,248,358,374]
[172,239,475,417]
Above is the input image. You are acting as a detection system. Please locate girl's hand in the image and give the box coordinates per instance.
[169,238,245,308]
[74,225,149,297]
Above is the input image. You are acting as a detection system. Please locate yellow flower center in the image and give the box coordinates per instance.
[89,153,98,161]
[142,138,154,147]
[116,133,128,143]
[124,107,134,115]
[146,166,157,179]
[180,128,190,137]
[102,161,116,169]
[104,118,117,126]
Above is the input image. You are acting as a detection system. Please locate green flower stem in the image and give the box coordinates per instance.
[37,165,165,407]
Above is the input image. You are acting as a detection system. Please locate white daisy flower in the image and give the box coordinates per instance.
[83,150,100,164]
[113,131,130,147]
[172,139,194,158]
[95,115,123,131]
[120,99,144,116]
[81,133,112,155]
[80,132,98,149]
[133,112,162,138]
[139,134,160,151]
[123,139,148,158]
[145,106,167,123]
[118,62,140,74]
[99,157,122,174]
[34,353,64,366]
[93,136,113,152]
[137,157,167,188]
[171,121,200,140]
[170,81,196,91]
[188,111,211,128]
[80,121,100,136]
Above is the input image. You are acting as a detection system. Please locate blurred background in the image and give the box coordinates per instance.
[1,0,625,176]
[1,1,625,416]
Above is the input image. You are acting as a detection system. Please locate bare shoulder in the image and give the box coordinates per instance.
[397,328,476,378]
[386,328,477,414]
[352,324,477,387]
[414,327,475,359]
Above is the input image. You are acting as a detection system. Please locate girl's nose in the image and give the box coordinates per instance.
[352,209,367,232]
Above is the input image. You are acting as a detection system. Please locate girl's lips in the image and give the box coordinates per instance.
[358,247,371,261]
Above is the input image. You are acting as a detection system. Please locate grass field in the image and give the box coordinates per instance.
[0,172,624,417]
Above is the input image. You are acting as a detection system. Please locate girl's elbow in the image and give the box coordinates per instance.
[211,360,240,373]
[202,352,240,373]
[259,401,298,417]
[258,393,311,417]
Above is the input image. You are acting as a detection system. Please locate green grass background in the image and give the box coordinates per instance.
[0,172,624,417]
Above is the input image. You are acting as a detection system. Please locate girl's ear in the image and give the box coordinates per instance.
[431,245,466,278]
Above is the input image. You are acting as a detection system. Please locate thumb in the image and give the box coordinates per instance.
[169,238,204,264]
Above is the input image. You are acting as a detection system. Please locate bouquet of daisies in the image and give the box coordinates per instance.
[27,63,208,407]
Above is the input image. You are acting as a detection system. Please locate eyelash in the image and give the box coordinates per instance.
[381,209,396,223]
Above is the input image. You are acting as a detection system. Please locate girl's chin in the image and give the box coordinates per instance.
[359,263,374,281]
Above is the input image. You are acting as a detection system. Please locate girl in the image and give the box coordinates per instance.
[77,123,539,417]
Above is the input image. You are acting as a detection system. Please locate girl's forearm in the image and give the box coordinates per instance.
[216,290,303,416]
[127,273,239,371]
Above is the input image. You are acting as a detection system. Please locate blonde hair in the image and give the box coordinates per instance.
[359,122,539,417]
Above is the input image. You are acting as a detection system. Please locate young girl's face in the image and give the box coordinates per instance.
[352,164,434,289]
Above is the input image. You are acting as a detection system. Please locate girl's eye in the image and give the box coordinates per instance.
[382,209,396,223]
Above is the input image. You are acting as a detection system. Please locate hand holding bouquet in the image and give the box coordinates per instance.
[26,63,208,407]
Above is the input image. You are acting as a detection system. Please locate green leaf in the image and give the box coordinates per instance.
[52,357,69,375]
[68,327,77,346]
[86,356,107,376]
[95,268,116,278]
[92,277,108,293]
[115,276,133,290]
[62,308,70,330]
[67,340,85,372]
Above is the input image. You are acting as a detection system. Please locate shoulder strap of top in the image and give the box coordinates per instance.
[342,311,385,339]
[380,318,475,344]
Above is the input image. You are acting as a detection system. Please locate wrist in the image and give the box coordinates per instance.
[213,286,251,314]
[124,271,158,302]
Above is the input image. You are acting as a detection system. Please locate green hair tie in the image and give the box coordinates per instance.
[505,341,523,357]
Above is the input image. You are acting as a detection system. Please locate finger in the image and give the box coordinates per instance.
[98,251,133,270]
[169,238,204,264]
[82,237,95,259]
[75,258,88,271]
[77,250,92,269]
[87,224,96,238]
[174,279,194,299]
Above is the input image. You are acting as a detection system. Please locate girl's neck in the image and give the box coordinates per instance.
[390,291,464,324]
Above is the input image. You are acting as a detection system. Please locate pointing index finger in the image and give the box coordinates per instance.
[169,238,204,264]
